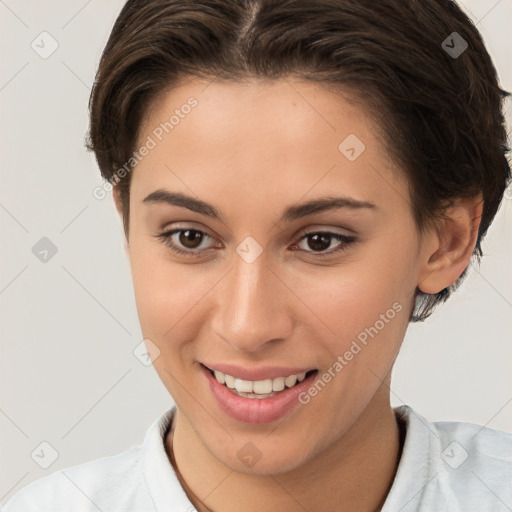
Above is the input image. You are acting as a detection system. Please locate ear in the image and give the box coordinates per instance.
[418,196,483,294]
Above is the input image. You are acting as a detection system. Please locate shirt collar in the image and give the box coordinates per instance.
[381,404,437,511]
[141,406,195,512]
[142,404,435,512]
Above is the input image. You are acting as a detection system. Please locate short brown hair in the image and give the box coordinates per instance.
[86,0,510,321]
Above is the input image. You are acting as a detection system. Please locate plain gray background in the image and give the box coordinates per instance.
[1,0,511,504]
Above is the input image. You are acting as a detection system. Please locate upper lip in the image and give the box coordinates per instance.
[201,362,316,381]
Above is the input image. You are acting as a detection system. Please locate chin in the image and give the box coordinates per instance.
[202,431,319,476]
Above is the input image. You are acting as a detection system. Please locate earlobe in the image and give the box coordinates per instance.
[418,197,483,294]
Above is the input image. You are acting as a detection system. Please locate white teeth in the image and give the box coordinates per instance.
[252,379,273,394]
[211,368,310,395]
[234,378,253,393]
[272,376,285,392]
[284,374,298,388]
[224,374,235,389]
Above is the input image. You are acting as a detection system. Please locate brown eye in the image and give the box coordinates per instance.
[155,228,218,257]
[178,229,204,249]
[306,233,333,252]
[294,231,356,257]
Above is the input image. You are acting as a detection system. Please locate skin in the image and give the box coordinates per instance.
[114,77,482,512]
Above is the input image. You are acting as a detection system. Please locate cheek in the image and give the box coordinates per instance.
[290,241,416,364]
[128,244,207,344]
[129,253,212,402]
[300,264,412,332]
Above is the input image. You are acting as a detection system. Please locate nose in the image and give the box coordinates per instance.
[210,253,293,353]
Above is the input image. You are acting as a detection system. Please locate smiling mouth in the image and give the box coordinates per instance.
[201,364,318,399]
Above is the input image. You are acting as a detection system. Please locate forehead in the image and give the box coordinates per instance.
[131,77,408,219]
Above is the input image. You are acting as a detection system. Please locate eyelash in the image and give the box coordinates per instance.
[155,228,356,259]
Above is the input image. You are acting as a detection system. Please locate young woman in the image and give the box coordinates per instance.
[3,0,511,511]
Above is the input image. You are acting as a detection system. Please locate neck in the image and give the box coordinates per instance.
[168,388,403,512]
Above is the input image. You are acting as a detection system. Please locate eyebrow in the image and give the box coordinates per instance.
[142,189,377,223]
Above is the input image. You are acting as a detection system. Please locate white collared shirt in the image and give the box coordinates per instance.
[2,405,511,511]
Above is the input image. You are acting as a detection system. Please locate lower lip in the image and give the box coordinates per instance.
[201,365,318,425]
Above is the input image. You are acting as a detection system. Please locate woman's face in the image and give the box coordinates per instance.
[125,78,429,474]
